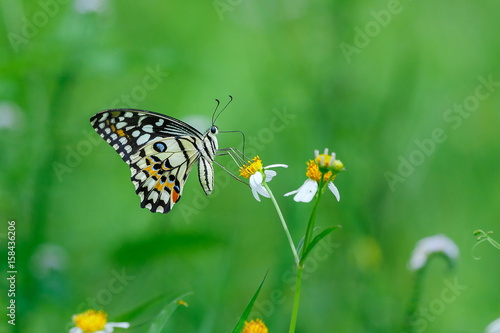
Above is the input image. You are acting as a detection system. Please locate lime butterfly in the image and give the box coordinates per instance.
[90,101,228,214]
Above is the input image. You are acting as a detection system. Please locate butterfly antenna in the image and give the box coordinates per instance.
[212,95,233,125]
[211,99,221,125]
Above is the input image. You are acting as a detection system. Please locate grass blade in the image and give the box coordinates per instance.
[147,292,192,333]
[231,271,268,333]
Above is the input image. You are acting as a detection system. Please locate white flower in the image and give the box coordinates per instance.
[284,148,343,203]
[74,0,108,14]
[69,310,129,333]
[239,156,287,202]
[0,101,22,129]
[285,179,340,202]
[30,243,69,278]
[408,234,459,271]
[486,318,500,333]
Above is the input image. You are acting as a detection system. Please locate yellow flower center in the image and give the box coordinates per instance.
[242,318,268,333]
[73,310,107,333]
[306,160,335,183]
[315,153,344,172]
[315,153,332,166]
[239,156,263,179]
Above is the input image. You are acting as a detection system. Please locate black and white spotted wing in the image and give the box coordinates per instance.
[90,109,218,213]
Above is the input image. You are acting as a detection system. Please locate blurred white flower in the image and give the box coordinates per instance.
[408,234,459,271]
[30,243,69,278]
[486,318,500,333]
[0,102,22,129]
[74,0,108,14]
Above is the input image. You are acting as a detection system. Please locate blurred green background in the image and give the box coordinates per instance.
[1,0,500,332]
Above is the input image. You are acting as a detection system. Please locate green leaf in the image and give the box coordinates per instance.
[231,271,268,333]
[147,292,192,333]
[301,226,341,264]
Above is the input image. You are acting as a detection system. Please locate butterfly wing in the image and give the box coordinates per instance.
[90,109,203,163]
[130,136,202,213]
[90,109,206,213]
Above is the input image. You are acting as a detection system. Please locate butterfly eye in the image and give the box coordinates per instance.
[210,126,218,134]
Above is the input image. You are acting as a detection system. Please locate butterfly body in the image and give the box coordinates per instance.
[90,109,218,213]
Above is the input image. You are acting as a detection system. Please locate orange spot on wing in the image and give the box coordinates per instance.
[116,129,127,137]
[143,165,155,177]
[108,123,128,138]
[172,188,180,203]
[154,181,165,192]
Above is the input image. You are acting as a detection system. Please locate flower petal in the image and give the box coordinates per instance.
[264,164,288,169]
[69,328,84,333]
[248,172,271,201]
[486,317,500,333]
[284,189,299,197]
[328,182,340,201]
[292,179,318,203]
[249,172,263,188]
[106,322,131,330]
[264,170,277,182]
[256,184,270,198]
[251,188,262,202]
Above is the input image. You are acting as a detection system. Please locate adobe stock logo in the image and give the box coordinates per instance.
[52,65,168,182]
[407,278,467,333]
[62,268,135,333]
[108,65,169,109]
[213,0,243,21]
[339,0,403,63]
[385,74,500,192]
[8,0,70,53]
[75,268,135,311]
[250,237,340,320]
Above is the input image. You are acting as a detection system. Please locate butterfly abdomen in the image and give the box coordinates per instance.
[196,129,218,195]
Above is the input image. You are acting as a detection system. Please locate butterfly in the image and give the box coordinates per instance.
[90,99,230,213]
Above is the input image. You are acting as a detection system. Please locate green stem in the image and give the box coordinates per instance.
[262,182,300,265]
[289,182,324,333]
[300,184,324,265]
[402,267,426,333]
[288,265,304,333]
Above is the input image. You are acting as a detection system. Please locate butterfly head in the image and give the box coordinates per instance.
[210,125,218,135]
